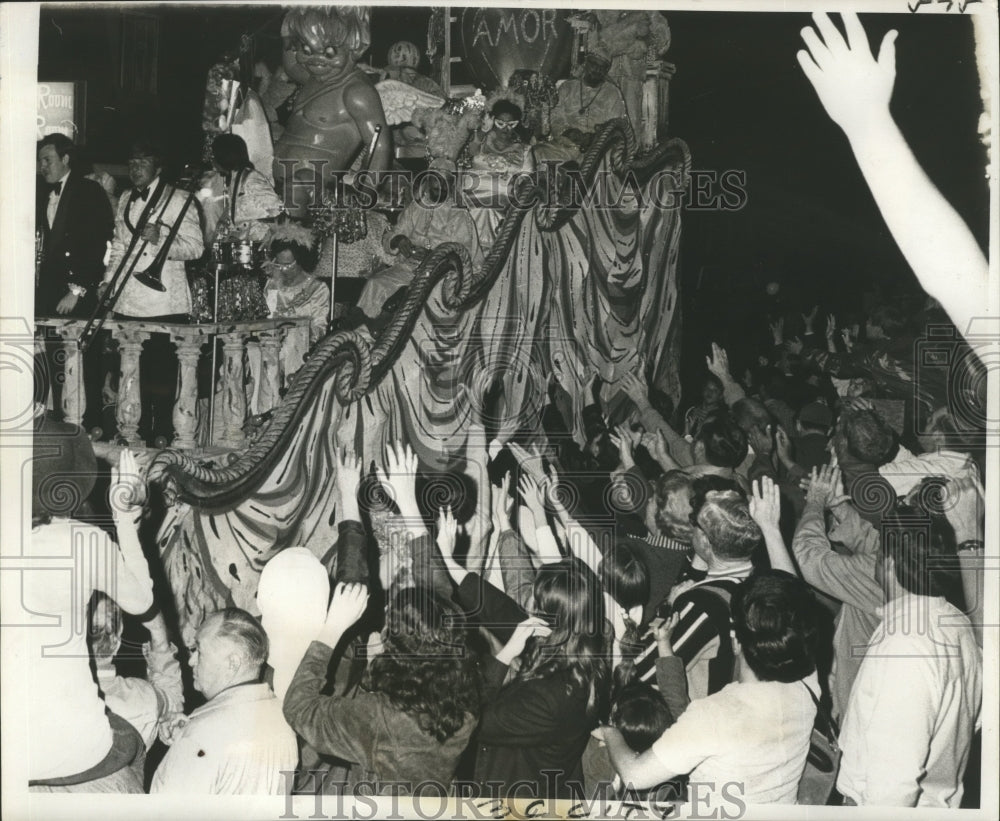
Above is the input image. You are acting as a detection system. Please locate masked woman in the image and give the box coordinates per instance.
[467,99,534,250]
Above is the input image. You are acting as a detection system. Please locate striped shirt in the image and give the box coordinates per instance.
[633,566,753,700]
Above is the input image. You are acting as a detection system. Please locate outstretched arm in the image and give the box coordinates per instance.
[798,11,987,341]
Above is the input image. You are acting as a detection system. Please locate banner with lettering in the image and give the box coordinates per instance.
[459,8,575,90]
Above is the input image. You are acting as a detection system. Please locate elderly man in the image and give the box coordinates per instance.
[150,608,297,794]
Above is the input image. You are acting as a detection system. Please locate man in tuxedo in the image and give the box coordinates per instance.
[103,140,204,445]
[35,134,114,430]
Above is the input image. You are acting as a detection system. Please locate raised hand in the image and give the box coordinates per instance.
[518,473,547,524]
[491,471,513,532]
[804,464,845,508]
[785,336,804,356]
[335,447,363,519]
[705,342,733,382]
[495,616,552,666]
[775,425,795,466]
[435,505,459,561]
[797,12,897,138]
[608,424,639,471]
[507,442,547,484]
[375,441,420,517]
[802,305,819,334]
[619,370,650,408]
[749,476,782,533]
[769,317,784,345]
[841,327,854,351]
[322,582,369,641]
[826,314,837,339]
[110,448,147,519]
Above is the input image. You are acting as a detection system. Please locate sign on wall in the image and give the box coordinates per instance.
[36,81,84,141]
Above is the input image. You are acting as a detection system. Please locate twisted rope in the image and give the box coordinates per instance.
[150,121,689,509]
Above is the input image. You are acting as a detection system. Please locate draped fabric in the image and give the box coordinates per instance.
[157,143,687,642]
[159,379,346,646]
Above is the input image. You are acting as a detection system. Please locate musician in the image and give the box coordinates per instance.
[204,133,283,244]
[103,141,204,319]
[35,134,114,430]
[102,141,204,445]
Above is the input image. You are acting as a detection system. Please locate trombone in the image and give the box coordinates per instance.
[78,184,195,353]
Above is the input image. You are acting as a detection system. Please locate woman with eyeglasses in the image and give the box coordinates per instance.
[467,99,535,249]
[246,223,330,402]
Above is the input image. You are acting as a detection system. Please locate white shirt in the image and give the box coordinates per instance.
[837,593,982,807]
[47,171,71,228]
[23,518,154,780]
[151,682,297,795]
[878,449,979,496]
[650,674,818,807]
[127,175,162,224]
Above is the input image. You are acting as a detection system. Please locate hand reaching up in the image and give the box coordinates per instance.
[802,464,847,509]
[749,476,782,533]
[619,370,650,408]
[802,305,819,334]
[705,343,733,383]
[491,471,513,533]
[518,473,547,525]
[335,447,363,520]
[435,505,459,561]
[797,12,897,139]
[375,441,420,518]
[110,448,147,520]
[769,317,784,345]
[320,582,369,645]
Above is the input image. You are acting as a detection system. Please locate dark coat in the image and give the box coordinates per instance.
[456,574,598,800]
[36,173,114,317]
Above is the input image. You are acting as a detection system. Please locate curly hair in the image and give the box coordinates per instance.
[363,587,481,743]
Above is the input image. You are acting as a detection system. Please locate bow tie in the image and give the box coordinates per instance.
[51,181,63,195]
[134,186,150,202]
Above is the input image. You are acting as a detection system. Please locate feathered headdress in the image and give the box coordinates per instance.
[266,220,316,251]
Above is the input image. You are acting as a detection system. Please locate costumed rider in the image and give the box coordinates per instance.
[466,95,535,250]
[382,40,444,97]
[356,164,482,324]
[246,221,331,415]
[535,44,627,163]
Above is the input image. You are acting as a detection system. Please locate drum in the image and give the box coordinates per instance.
[233,240,256,266]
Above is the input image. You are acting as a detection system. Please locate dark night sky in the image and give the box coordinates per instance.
[39,6,990,384]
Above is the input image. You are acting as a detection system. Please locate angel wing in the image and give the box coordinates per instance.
[376,78,445,125]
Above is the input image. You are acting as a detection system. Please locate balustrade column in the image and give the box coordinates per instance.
[171,330,204,450]
[112,327,150,448]
[54,326,84,427]
[218,331,248,449]
[257,329,282,414]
